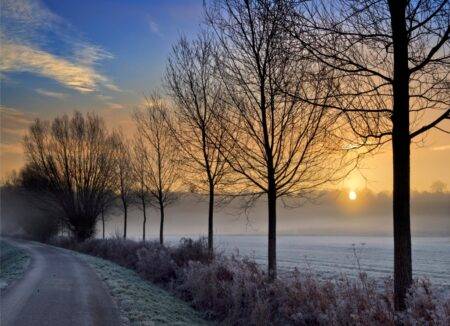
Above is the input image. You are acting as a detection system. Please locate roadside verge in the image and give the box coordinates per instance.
[0,240,30,291]
[73,251,210,325]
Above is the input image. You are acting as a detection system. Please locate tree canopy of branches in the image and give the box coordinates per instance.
[165,33,230,252]
[283,0,449,310]
[23,111,118,241]
[206,0,353,279]
[133,95,180,245]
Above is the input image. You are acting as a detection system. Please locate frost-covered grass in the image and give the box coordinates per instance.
[52,237,450,325]
[74,251,210,325]
[0,240,30,290]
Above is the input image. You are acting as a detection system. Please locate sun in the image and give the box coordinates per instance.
[349,190,357,201]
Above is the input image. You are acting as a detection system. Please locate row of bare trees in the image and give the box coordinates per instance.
[22,107,180,245]
[164,0,449,311]
[22,0,448,311]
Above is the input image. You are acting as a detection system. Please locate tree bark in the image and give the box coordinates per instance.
[101,209,105,239]
[142,199,147,242]
[267,182,277,280]
[159,202,165,245]
[74,221,94,242]
[208,183,214,253]
[123,201,128,239]
[389,0,412,311]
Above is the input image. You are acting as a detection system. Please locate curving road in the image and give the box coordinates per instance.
[0,239,121,326]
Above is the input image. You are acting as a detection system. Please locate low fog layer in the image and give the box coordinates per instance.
[2,189,449,239]
[85,190,450,238]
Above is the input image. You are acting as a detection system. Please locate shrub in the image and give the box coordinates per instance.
[50,236,450,325]
[171,237,213,267]
[136,246,177,283]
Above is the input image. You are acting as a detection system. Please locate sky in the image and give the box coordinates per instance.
[1,0,449,192]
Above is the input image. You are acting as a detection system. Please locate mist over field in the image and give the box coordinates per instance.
[90,190,450,239]
[2,188,448,239]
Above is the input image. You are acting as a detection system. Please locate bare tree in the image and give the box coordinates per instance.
[112,131,134,239]
[206,0,352,279]
[133,94,180,245]
[23,111,118,241]
[165,33,230,252]
[99,188,116,239]
[283,0,449,309]
[132,135,153,242]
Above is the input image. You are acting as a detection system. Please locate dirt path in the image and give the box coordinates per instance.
[0,239,121,326]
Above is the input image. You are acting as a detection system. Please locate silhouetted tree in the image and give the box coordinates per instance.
[133,94,180,245]
[23,111,118,241]
[132,135,153,242]
[206,0,352,279]
[99,189,116,239]
[112,131,134,239]
[165,33,230,252]
[283,0,449,309]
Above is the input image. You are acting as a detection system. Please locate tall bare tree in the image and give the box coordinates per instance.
[112,131,134,239]
[132,135,153,242]
[133,94,180,245]
[23,111,118,241]
[283,0,449,309]
[206,0,352,279]
[165,33,229,252]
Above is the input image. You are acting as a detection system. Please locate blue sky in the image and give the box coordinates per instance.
[1,0,449,190]
[1,0,203,115]
[1,0,205,176]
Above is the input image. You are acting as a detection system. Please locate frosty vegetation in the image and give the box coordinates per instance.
[72,250,209,325]
[0,241,30,290]
[52,237,450,325]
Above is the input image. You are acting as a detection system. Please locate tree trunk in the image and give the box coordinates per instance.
[208,183,214,253]
[389,0,412,311]
[142,199,147,242]
[101,209,105,239]
[74,222,94,242]
[159,202,165,245]
[123,201,128,239]
[267,182,277,280]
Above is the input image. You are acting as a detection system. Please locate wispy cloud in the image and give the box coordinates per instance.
[147,16,162,36]
[0,143,24,156]
[105,103,125,110]
[0,0,119,93]
[0,106,32,177]
[1,42,118,93]
[0,106,34,147]
[35,88,67,99]
[431,145,450,151]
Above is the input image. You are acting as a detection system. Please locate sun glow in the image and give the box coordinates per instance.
[349,190,357,201]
